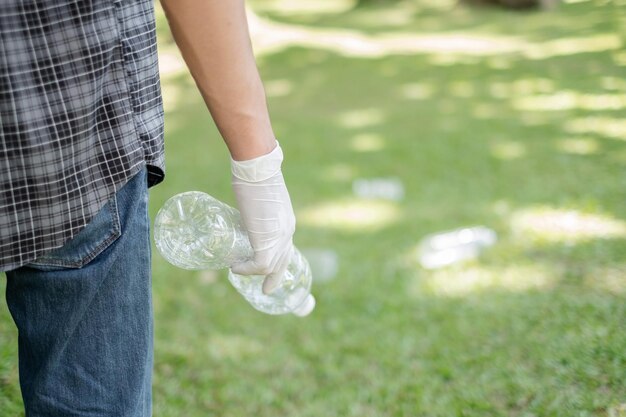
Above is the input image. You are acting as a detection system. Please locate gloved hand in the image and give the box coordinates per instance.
[230,140,296,295]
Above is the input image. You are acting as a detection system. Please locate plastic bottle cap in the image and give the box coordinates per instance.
[292,295,316,317]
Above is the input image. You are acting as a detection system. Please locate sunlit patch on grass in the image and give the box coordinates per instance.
[350,133,386,152]
[298,198,401,231]
[208,334,264,360]
[404,34,522,56]
[399,82,435,100]
[524,34,622,60]
[490,141,527,160]
[564,117,626,141]
[511,206,626,244]
[512,78,556,95]
[492,199,512,217]
[161,80,183,113]
[429,54,465,66]
[472,103,498,119]
[411,263,556,297]
[555,137,599,155]
[416,0,457,9]
[600,76,626,91]
[248,9,620,63]
[520,112,552,126]
[158,49,186,81]
[488,78,556,100]
[265,79,294,97]
[448,81,475,98]
[252,0,356,16]
[488,82,511,99]
[248,11,526,58]
[513,91,626,111]
[584,265,626,295]
[337,108,386,128]
[321,163,356,182]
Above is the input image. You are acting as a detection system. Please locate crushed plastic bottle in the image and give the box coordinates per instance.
[153,191,315,317]
[417,226,497,269]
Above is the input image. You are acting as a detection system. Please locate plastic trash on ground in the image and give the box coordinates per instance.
[417,226,497,269]
[353,177,405,201]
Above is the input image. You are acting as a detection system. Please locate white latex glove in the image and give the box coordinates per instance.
[230,140,296,295]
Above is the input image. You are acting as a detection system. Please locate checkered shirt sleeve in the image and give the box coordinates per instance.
[0,0,165,271]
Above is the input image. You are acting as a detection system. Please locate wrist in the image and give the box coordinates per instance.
[228,133,276,161]
[231,140,283,182]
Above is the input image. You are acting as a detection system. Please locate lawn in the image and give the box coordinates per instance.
[1,0,625,415]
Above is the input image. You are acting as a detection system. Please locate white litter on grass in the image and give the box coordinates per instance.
[352,177,405,201]
[300,248,339,283]
[417,226,497,269]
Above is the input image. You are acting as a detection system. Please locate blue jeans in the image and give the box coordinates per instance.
[5,167,153,417]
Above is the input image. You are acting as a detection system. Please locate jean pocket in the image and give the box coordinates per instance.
[28,196,122,271]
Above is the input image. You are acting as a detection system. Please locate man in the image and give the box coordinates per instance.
[0,0,296,415]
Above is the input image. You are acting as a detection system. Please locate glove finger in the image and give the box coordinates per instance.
[230,259,265,276]
[262,245,293,295]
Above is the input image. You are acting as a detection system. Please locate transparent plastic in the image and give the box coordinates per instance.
[417,226,497,269]
[153,191,315,316]
[352,177,405,201]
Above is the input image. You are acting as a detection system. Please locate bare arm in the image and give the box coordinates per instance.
[159,0,276,160]
[159,0,299,293]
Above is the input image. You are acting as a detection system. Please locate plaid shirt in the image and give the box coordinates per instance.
[0,0,165,271]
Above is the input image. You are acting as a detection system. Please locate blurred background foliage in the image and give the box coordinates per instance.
[2,0,626,415]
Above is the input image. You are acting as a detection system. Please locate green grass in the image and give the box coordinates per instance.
[2,0,626,415]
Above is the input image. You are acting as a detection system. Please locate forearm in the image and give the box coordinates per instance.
[160,0,276,160]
